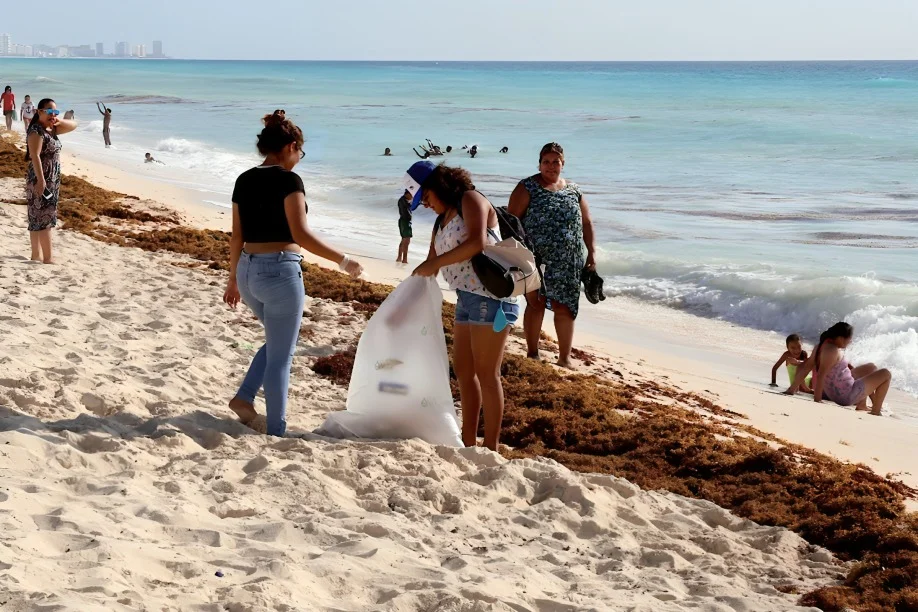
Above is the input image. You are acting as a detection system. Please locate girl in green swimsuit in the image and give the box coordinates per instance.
[770,334,812,393]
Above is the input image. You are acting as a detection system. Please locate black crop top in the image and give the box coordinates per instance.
[232,166,306,243]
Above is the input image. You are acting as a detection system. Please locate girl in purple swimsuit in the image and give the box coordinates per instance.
[790,322,892,415]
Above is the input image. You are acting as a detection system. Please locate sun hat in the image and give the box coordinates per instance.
[404,160,436,211]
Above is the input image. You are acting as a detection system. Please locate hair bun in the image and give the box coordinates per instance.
[262,110,286,128]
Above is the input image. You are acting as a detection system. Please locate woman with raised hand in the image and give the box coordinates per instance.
[409,161,520,451]
[24,98,78,263]
[509,142,596,368]
[223,111,363,436]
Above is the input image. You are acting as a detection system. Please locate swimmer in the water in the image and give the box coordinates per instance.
[500,146,509,154]
[384,147,392,156]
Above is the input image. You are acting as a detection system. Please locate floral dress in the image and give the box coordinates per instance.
[25,124,62,231]
[520,176,586,318]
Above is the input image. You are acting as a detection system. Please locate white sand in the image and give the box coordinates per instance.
[0,188,845,609]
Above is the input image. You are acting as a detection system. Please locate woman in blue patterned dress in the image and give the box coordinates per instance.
[24,98,78,264]
[509,142,596,368]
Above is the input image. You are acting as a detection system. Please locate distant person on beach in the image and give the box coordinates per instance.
[384,147,392,156]
[222,110,363,437]
[20,95,35,132]
[445,146,452,153]
[509,142,596,368]
[468,145,478,159]
[770,334,812,393]
[144,152,164,164]
[787,322,892,415]
[24,98,78,263]
[396,189,412,264]
[500,147,509,154]
[2,86,15,131]
[96,102,112,147]
[408,161,520,451]
[63,110,75,120]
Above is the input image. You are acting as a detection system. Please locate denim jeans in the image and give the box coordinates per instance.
[235,251,305,436]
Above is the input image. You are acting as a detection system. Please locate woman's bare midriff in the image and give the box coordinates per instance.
[243,242,300,254]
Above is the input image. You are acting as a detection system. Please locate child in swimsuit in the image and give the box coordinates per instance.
[771,334,812,393]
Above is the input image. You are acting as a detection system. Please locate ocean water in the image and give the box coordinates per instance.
[2,58,917,403]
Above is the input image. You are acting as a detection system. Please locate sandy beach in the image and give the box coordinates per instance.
[1,133,916,611]
[52,144,918,493]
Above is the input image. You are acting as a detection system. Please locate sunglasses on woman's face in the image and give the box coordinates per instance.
[299,147,305,160]
[43,109,61,116]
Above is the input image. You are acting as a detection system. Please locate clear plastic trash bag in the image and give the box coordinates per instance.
[315,276,462,447]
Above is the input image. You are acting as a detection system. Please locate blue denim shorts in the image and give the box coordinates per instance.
[455,290,520,332]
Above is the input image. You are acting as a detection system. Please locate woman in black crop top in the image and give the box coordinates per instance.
[222,111,363,436]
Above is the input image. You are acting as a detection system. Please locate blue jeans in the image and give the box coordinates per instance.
[235,251,305,436]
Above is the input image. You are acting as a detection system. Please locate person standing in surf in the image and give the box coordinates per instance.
[96,102,112,147]
[396,189,413,264]
[223,111,363,436]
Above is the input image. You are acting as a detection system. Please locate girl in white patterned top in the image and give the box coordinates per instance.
[407,162,519,452]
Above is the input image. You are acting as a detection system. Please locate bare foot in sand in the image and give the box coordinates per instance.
[229,397,257,424]
[556,359,575,370]
[527,351,541,360]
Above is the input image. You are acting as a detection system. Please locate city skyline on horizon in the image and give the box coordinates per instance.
[0,0,915,62]
[0,34,165,58]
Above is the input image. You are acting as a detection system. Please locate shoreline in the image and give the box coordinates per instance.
[57,141,918,492]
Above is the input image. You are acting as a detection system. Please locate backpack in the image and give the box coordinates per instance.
[435,196,541,299]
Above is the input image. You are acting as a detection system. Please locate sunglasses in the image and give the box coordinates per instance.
[42,109,61,116]
[299,147,305,160]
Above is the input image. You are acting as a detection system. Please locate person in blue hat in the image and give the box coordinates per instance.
[405,161,520,452]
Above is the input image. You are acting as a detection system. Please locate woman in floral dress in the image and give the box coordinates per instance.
[25,98,77,263]
[509,142,596,368]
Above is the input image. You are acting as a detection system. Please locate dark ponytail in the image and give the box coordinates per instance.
[24,98,55,162]
[255,110,303,156]
[814,322,854,372]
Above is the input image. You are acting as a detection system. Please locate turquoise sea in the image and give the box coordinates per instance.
[2,58,917,399]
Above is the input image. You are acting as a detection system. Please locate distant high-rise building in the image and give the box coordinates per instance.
[11,43,32,57]
[96,42,104,57]
[56,46,69,58]
[133,44,146,58]
[152,40,163,58]
[68,45,94,58]
[115,41,129,57]
[0,34,11,56]
[32,44,55,57]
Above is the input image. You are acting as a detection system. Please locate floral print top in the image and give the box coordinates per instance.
[435,213,513,302]
[520,176,586,318]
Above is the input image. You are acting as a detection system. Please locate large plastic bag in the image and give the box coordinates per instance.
[316,276,462,447]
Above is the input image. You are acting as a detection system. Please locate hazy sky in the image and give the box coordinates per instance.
[4,0,916,61]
